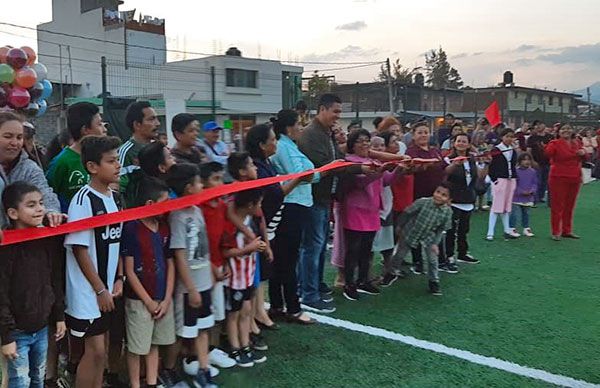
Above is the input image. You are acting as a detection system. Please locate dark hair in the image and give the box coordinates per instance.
[2,181,40,216]
[81,136,121,173]
[532,120,542,126]
[125,101,152,131]
[67,102,100,141]
[436,181,452,197]
[45,128,73,163]
[166,163,200,197]
[199,161,224,181]
[517,152,532,164]
[0,111,23,128]
[412,121,429,132]
[270,109,298,139]
[138,142,169,177]
[295,100,307,111]
[172,113,197,135]
[451,132,470,143]
[379,131,397,147]
[234,188,264,208]
[346,128,371,154]
[245,124,273,160]
[445,113,455,119]
[317,93,342,111]
[134,176,169,208]
[499,127,515,138]
[451,123,463,131]
[227,152,252,180]
[373,117,383,129]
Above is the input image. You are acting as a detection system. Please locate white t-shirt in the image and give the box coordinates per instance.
[64,185,122,320]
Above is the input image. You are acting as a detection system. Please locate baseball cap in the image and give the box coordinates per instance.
[202,121,222,132]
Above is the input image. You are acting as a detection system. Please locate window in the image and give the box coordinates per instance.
[549,96,554,105]
[514,91,519,98]
[538,95,543,104]
[526,93,532,104]
[559,97,563,107]
[226,68,258,88]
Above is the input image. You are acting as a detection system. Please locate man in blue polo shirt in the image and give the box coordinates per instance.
[198,121,230,166]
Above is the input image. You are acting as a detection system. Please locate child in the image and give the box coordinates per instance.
[166,163,217,388]
[121,177,176,388]
[391,183,453,295]
[486,128,519,240]
[221,189,267,367]
[509,153,538,237]
[63,135,124,388]
[0,182,66,387]
[199,162,237,370]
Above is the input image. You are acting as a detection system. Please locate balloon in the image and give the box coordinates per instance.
[6,48,28,69]
[20,46,36,66]
[0,47,9,64]
[40,79,53,99]
[0,87,7,107]
[0,63,15,83]
[29,81,44,100]
[33,63,48,81]
[37,99,47,117]
[8,87,30,108]
[23,102,39,117]
[14,67,37,89]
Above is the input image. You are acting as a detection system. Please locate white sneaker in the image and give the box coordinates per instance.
[209,347,236,368]
[183,357,220,378]
[486,235,494,241]
[209,364,219,378]
[523,228,535,237]
[505,229,521,238]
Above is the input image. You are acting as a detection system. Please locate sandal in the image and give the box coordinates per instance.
[256,319,280,331]
[287,312,316,325]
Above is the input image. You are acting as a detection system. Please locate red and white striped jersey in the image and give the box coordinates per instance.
[221,215,257,290]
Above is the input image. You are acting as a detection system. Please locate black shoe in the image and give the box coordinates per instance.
[230,348,254,368]
[320,292,333,303]
[319,282,333,295]
[194,368,218,388]
[429,281,442,296]
[343,285,360,301]
[250,332,268,351]
[439,262,459,274]
[379,273,398,287]
[457,255,480,264]
[243,346,266,364]
[301,299,336,313]
[357,282,381,295]
[410,266,423,275]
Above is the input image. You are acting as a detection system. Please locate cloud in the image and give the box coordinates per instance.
[335,21,367,31]
[515,44,539,52]
[535,43,600,65]
[302,45,379,62]
[451,52,469,59]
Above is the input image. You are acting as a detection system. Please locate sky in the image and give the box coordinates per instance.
[1,0,599,92]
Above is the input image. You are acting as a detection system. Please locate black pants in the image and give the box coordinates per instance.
[411,240,447,267]
[344,229,376,286]
[269,204,307,315]
[446,207,471,260]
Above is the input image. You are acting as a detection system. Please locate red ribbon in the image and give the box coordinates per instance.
[1,161,354,246]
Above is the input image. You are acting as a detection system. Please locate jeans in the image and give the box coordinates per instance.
[343,229,376,286]
[7,326,48,388]
[299,203,330,304]
[537,164,550,202]
[509,204,530,229]
[392,240,439,282]
[446,207,472,259]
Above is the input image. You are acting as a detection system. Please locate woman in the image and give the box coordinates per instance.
[245,124,307,332]
[269,110,323,324]
[377,116,407,154]
[170,113,207,165]
[545,124,585,241]
[580,128,597,160]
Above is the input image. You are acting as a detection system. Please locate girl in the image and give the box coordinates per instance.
[486,128,519,240]
[509,153,538,237]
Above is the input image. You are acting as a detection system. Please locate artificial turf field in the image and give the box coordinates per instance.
[218,182,600,387]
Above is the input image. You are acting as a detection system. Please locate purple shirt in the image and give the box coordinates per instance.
[513,167,538,204]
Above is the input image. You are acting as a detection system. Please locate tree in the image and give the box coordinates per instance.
[377,59,419,84]
[425,47,463,89]
[307,71,332,98]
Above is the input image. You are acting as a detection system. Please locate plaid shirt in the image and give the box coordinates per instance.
[400,197,452,248]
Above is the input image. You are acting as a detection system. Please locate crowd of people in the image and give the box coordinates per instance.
[0,93,594,388]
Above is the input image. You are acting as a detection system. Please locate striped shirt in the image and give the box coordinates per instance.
[117,138,146,207]
[221,216,257,290]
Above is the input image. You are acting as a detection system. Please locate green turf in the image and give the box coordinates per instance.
[218,182,600,387]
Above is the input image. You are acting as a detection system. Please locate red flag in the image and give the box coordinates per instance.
[484,101,502,127]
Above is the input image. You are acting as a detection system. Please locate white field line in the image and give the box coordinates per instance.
[303,310,599,388]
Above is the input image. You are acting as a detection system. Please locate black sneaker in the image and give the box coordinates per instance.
[250,332,268,351]
[301,299,336,313]
[193,368,218,388]
[357,282,381,295]
[319,282,333,295]
[243,346,266,364]
[429,281,442,296]
[343,285,359,301]
[379,273,398,287]
[411,266,423,275]
[320,292,333,303]
[230,349,254,368]
[457,255,480,264]
[439,262,459,274]
[158,368,182,387]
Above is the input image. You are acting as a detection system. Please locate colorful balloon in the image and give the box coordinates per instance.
[23,102,40,117]
[0,63,15,83]
[40,79,53,99]
[8,86,30,108]
[33,63,48,81]
[14,67,37,89]
[0,47,9,64]
[29,81,44,100]
[6,48,28,69]
[37,99,47,117]
[0,87,7,107]
[20,46,36,66]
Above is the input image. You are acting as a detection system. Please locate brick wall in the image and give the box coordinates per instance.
[30,107,65,147]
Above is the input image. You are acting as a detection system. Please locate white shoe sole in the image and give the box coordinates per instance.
[357,289,380,295]
[300,303,336,313]
[342,292,358,301]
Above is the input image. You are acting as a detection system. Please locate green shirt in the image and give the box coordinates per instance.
[400,197,452,248]
[46,147,89,212]
[118,138,146,208]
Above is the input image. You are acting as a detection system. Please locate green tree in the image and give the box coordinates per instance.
[307,71,332,98]
[425,48,463,89]
[377,59,420,84]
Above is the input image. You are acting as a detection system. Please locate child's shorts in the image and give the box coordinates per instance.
[226,286,255,313]
[175,290,214,339]
[125,298,176,355]
[212,276,226,322]
[66,313,110,338]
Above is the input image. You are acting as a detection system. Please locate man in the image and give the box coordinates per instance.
[437,113,456,147]
[527,120,552,203]
[118,101,160,208]
[297,93,369,313]
[296,100,310,127]
[199,121,229,166]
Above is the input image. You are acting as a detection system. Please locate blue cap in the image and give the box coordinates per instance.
[202,121,222,132]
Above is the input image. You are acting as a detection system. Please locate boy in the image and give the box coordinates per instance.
[0,182,66,387]
[221,189,268,367]
[391,183,453,296]
[166,163,217,388]
[122,177,176,388]
[64,136,125,388]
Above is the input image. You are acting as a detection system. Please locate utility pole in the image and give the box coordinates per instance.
[211,66,216,120]
[67,45,74,98]
[587,87,592,122]
[123,19,128,69]
[101,56,107,97]
[386,58,394,114]
[354,82,360,121]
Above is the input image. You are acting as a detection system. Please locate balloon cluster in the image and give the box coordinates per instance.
[0,45,52,118]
